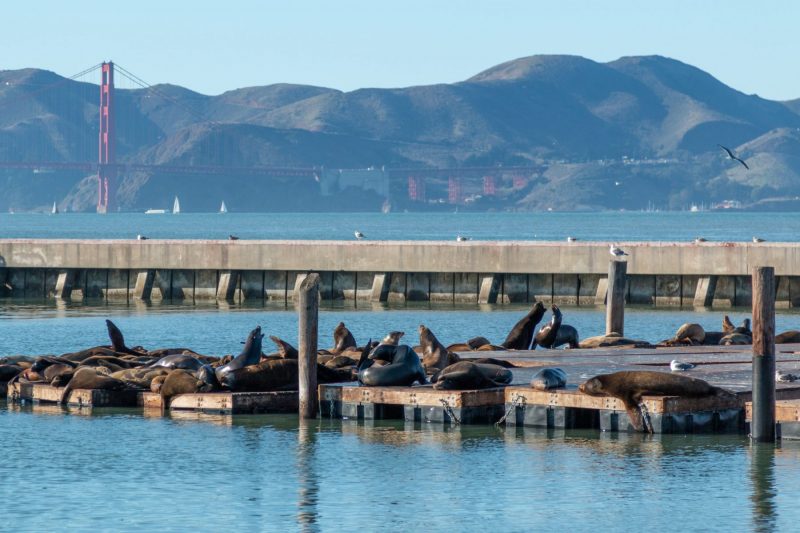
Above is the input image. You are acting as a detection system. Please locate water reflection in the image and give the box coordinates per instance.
[297,420,320,532]
[750,442,777,532]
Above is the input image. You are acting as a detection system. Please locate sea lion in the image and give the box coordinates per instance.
[722,315,736,334]
[215,326,265,386]
[60,347,120,362]
[43,363,75,384]
[150,374,168,393]
[532,305,562,349]
[419,325,459,373]
[719,333,752,345]
[105,319,144,356]
[111,367,170,389]
[579,371,737,433]
[665,323,705,346]
[269,335,298,359]
[531,368,567,390]
[777,330,800,344]
[579,333,653,349]
[358,342,427,387]
[159,368,218,408]
[501,302,546,350]
[223,359,347,392]
[332,322,357,354]
[471,357,516,368]
[0,364,23,382]
[79,355,139,370]
[551,325,580,349]
[468,336,492,349]
[31,356,77,373]
[148,353,206,371]
[430,361,512,390]
[58,367,130,405]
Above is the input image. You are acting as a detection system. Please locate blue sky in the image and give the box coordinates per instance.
[1,0,797,99]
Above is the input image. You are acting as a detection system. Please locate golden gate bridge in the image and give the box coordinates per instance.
[0,61,544,212]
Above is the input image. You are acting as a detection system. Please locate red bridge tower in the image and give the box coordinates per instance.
[97,61,116,213]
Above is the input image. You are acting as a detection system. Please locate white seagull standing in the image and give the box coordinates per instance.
[354,231,365,240]
[609,244,628,258]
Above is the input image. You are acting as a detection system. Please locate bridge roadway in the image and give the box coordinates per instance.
[1,239,798,307]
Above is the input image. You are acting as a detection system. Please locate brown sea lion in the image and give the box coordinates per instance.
[79,355,139,370]
[777,330,800,344]
[381,331,405,346]
[216,326,265,386]
[470,357,516,368]
[665,323,705,346]
[719,333,752,345]
[579,333,653,349]
[501,302,546,350]
[159,368,217,408]
[533,305,562,349]
[269,335,298,359]
[31,356,77,373]
[60,347,119,362]
[430,361,512,390]
[111,367,170,389]
[419,325,459,373]
[43,363,75,384]
[722,315,736,334]
[150,374,168,393]
[358,343,428,387]
[332,322,357,354]
[579,371,737,433]
[224,359,348,392]
[468,336,492,349]
[58,367,130,405]
[324,355,358,369]
[147,353,206,371]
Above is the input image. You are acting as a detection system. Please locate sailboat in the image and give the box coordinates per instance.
[173,196,181,214]
[219,201,228,214]
[51,201,59,214]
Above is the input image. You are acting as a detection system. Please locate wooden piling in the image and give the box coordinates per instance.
[605,260,627,335]
[297,273,320,419]
[751,266,776,442]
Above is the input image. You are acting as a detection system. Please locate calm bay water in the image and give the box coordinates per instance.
[3,211,800,531]
[1,210,799,241]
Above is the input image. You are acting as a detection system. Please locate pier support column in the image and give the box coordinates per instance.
[0,268,10,296]
[216,271,241,302]
[53,270,76,299]
[693,276,717,307]
[478,274,500,304]
[751,266,776,443]
[776,276,791,309]
[370,273,391,302]
[133,270,155,300]
[594,277,608,305]
[606,260,627,335]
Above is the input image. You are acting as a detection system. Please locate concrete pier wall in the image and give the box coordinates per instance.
[1,239,799,307]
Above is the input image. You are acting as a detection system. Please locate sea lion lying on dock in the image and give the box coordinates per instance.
[111,367,170,389]
[148,353,207,371]
[0,364,24,382]
[159,365,221,407]
[502,302,546,350]
[430,361,512,390]
[579,333,653,349]
[551,325,579,349]
[419,325,459,373]
[58,367,131,405]
[530,368,567,390]
[579,371,737,433]
[777,330,800,344]
[358,342,428,387]
[222,359,348,392]
[663,323,706,346]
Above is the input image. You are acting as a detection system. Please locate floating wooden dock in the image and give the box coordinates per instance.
[319,383,507,425]
[746,400,800,440]
[503,387,744,433]
[6,381,141,408]
[140,391,298,415]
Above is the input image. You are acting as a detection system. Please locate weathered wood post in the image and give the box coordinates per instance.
[297,273,320,419]
[751,266,776,442]
[606,260,627,335]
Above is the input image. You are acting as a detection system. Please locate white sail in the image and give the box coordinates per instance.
[220,201,228,214]
[51,201,59,214]
[173,196,181,214]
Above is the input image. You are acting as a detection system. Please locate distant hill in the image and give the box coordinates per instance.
[0,54,799,212]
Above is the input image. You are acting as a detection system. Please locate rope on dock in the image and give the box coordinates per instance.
[496,394,526,427]
[439,398,461,426]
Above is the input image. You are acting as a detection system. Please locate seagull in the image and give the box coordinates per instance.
[752,236,765,243]
[229,235,240,241]
[693,237,707,244]
[456,235,469,242]
[354,231,365,240]
[566,236,577,242]
[609,244,628,258]
[718,144,749,170]
[670,360,696,372]
[776,370,799,383]
[136,234,148,241]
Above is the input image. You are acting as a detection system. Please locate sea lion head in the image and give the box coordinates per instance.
[530,302,546,316]
[578,376,605,396]
[31,357,52,373]
[382,331,404,345]
[245,326,265,349]
[196,364,221,390]
[369,344,396,362]
[418,324,433,341]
